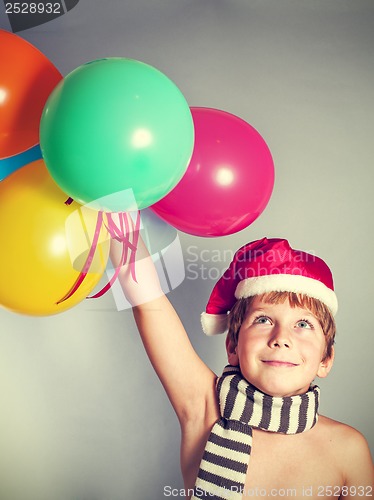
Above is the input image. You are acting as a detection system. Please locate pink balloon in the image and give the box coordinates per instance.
[150,107,274,237]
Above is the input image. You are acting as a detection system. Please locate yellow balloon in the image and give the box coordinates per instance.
[0,159,110,315]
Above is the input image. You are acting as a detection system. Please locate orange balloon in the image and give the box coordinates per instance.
[0,159,110,316]
[0,30,62,159]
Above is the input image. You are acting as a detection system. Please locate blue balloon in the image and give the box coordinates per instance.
[0,144,42,181]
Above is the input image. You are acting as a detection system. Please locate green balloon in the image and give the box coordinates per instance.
[40,58,194,211]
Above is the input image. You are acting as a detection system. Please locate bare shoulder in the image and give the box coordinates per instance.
[318,414,371,446]
[318,415,374,486]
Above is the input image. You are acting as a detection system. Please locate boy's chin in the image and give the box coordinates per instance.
[241,372,312,397]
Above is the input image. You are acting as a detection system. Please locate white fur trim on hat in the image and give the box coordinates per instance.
[235,274,338,315]
[201,312,229,336]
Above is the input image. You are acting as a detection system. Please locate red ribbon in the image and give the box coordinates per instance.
[57,210,104,304]
[57,210,141,304]
[88,211,140,299]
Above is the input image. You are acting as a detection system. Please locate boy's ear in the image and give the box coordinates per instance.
[317,346,335,378]
[226,335,239,366]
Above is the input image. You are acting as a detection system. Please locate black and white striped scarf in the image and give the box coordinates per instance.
[192,365,320,500]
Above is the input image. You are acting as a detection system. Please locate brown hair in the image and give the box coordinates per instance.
[227,291,335,361]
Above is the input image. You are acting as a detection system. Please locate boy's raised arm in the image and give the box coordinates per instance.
[110,235,218,424]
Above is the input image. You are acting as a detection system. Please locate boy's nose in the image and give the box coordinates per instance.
[268,326,292,349]
[271,338,291,348]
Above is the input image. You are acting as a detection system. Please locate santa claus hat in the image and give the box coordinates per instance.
[201,237,338,336]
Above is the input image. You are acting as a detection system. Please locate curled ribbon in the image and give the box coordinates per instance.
[57,210,141,304]
[88,211,141,298]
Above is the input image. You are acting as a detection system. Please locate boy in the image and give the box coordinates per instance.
[111,235,373,499]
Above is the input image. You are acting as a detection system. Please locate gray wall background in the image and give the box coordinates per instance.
[0,1,373,499]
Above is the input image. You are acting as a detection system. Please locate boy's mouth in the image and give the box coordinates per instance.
[262,360,299,367]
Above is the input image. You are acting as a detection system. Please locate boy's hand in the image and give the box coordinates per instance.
[109,225,164,307]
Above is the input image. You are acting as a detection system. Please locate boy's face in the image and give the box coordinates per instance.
[226,296,334,397]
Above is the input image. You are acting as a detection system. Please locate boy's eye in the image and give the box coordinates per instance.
[296,319,313,329]
[254,315,271,325]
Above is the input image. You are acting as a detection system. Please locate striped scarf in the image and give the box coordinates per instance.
[192,365,320,500]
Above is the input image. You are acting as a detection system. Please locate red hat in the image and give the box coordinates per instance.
[201,237,338,336]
